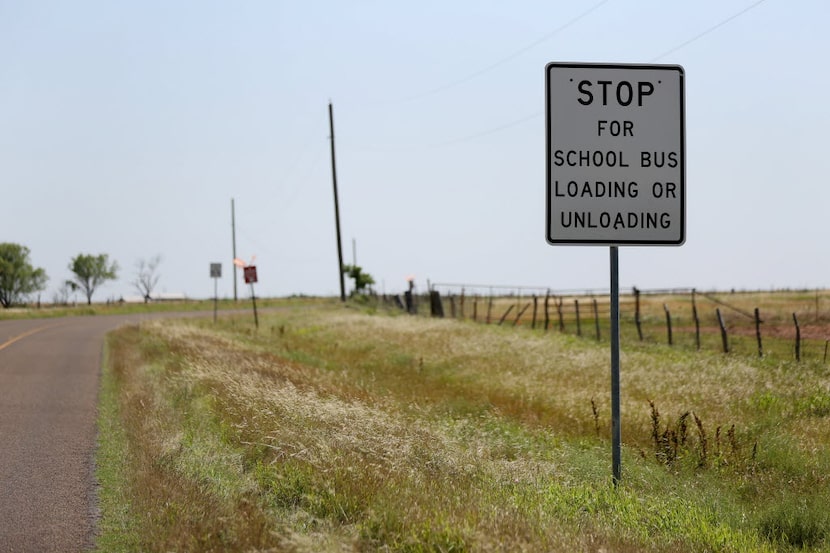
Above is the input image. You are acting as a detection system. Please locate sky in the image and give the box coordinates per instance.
[2,0,828,302]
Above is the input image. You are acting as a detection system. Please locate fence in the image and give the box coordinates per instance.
[380,285,830,363]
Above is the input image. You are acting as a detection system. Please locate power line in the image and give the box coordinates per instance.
[401,0,611,103]
[651,0,769,62]
[430,111,541,147]
[421,0,771,148]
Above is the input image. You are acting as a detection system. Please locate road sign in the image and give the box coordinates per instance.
[243,265,258,284]
[546,62,685,245]
[210,263,222,278]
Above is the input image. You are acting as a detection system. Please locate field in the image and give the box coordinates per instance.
[431,288,830,362]
[95,295,830,552]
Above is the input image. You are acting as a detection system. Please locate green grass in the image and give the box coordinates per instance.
[0,295,328,320]
[95,301,830,551]
[93,334,141,552]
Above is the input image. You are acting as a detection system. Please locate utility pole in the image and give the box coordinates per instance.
[231,198,238,301]
[329,102,346,302]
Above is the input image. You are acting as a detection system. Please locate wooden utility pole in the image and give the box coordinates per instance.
[231,198,238,301]
[329,102,346,302]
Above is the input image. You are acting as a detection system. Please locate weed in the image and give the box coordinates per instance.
[591,397,600,437]
[693,412,708,467]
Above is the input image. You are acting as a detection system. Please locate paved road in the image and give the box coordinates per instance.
[0,314,160,552]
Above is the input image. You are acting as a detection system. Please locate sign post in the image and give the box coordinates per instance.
[244,265,259,329]
[546,62,685,485]
[210,263,222,323]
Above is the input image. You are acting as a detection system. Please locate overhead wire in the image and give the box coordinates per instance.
[410,0,771,148]
[346,2,612,150]
[650,0,768,62]
[400,0,611,103]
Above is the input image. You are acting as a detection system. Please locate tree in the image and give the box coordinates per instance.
[132,255,162,303]
[342,264,375,296]
[68,253,118,305]
[52,280,78,306]
[0,243,48,308]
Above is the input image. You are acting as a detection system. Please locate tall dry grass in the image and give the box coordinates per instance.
[96,301,830,551]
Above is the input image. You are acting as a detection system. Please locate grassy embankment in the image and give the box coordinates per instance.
[96,299,830,551]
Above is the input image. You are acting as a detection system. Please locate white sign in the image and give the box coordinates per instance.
[546,63,685,245]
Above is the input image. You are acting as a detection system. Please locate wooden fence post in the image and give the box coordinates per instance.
[486,294,493,324]
[755,308,763,358]
[593,298,601,341]
[716,308,729,353]
[498,305,514,326]
[513,303,531,326]
[430,290,444,318]
[692,289,701,350]
[634,287,643,341]
[824,340,829,363]
[575,299,582,337]
[449,294,456,319]
[532,295,538,329]
[460,288,465,319]
[664,304,673,346]
[557,297,565,332]
[544,291,550,332]
[795,313,802,360]
[473,296,478,322]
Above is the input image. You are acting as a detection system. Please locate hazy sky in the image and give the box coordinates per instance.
[2,0,827,301]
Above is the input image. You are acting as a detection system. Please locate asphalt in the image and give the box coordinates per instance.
[0,314,167,552]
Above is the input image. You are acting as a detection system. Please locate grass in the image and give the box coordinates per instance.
[465,289,830,362]
[95,299,830,551]
[0,295,326,320]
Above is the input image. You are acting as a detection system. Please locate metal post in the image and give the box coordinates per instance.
[610,246,621,486]
[231,198,238,301]
[213,276,218,323]
[251,283,259,329]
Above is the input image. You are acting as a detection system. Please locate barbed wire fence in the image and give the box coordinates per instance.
[379,283,830,363]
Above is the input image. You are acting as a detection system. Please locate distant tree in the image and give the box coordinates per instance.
[342,264,375,296]
[68,253,118,305]
[132,255,162,303]
[0,243,48,308]
[52,280,78,306]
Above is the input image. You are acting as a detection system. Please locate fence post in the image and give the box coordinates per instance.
[793,313,801,362]
[755,308,763,358]
[498,305,514,326]
[593,298,601,341]
[574,299,582,337]
[544,290,550,331]
[449,294,456,319]
[716,308,729,353]
[460,288,465,319]
[513,303,531,326]
[557,296,565,332]
[486,293,493,324]
[692,289,701,350]
[430,290,444,318]
[473,296,478,322]
[634,287,643,341]
[824,340,829,363]
[664,304,673,346]
[532,295,538,329]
